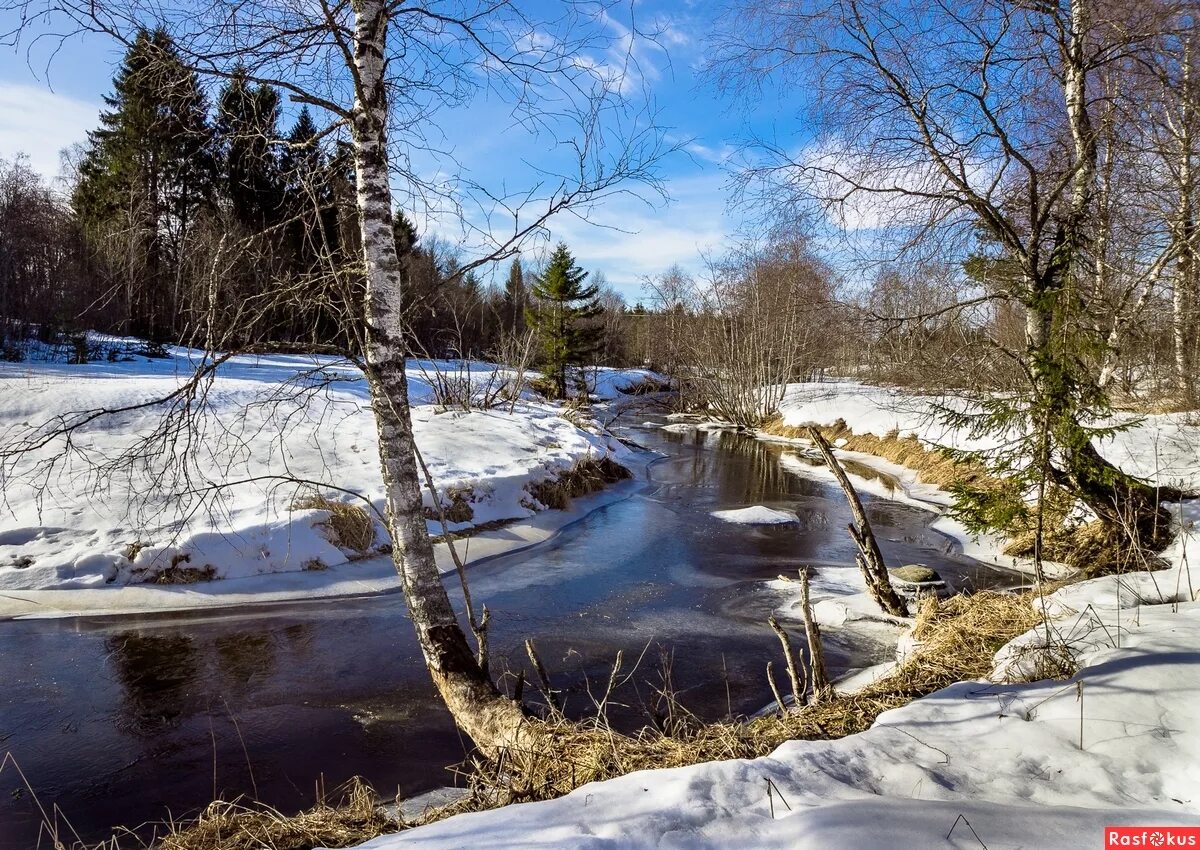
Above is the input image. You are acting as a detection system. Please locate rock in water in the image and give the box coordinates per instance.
[890,564,941,584]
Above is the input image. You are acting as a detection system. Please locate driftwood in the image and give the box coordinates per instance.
[798,568,831,700]
[806,427,909,618]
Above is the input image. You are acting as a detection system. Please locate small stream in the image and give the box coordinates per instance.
[0,416,1015,848]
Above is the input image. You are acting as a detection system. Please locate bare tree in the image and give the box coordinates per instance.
[709,0,1186,549]
[642,234,836,426]
[3,0,670,752]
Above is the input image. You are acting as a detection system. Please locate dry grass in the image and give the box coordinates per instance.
[125,589,1046,850]
[156,778,395,850]
[1003,519,1164,577]
[293,494,376,554]
[759,418,1154,574]
[759,417,995,491]
[423,488,475,525]
[458,590,1042,810]
[525,457,631,510]
[153,562,217,584]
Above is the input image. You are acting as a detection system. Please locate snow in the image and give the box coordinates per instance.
[0,347,637,610]
[710,506,798,525]
[577,366,669,401]
[775,381,1200,491]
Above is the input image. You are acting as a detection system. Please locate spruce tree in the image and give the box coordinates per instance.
[527,242,601,398]
[216,67,284,230]
[73,28,215,342]
[502,256,527,335]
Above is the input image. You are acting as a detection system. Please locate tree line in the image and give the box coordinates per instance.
[0,28,639,385]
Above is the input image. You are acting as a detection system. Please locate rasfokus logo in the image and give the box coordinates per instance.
[1106,827,1200,847]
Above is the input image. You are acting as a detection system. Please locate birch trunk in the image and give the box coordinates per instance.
[1173,64,1195,398]
[350,0,528,752]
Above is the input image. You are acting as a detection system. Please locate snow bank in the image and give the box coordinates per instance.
[710,506,798,525]
[0,348,632,598]
[578,366,669,401]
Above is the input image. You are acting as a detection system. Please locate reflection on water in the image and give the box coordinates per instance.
[108,633,201,735]
[215,631,278,688]
[0,413,1015,849]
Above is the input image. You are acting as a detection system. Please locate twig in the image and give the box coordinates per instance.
[798,568,831,700]
[766,661,787,715]
[525,638,560,712]
[946,813,989,848]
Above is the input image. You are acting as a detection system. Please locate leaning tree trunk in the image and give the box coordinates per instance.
[350,0,528,753]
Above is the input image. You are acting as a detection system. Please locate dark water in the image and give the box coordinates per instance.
[0,420,1012,848]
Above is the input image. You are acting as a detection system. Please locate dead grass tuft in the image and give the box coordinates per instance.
[293,494,376,554]
[1003,519,1163,577]
[153,563,217,584]
[157,777,395,850]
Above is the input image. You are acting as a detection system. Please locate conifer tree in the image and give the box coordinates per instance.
[73,28,215,341]
[527,242,601,398]
[216,67,284,231]
[502,256,527,335]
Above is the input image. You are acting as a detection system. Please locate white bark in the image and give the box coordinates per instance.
[350,0,527,752]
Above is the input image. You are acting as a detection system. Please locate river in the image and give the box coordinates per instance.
[0,417,1015,848]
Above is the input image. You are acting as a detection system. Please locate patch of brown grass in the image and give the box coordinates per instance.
[157,778,395,850]
[153,561,217,584]
[761,417,995,491]
[526,456,631,510]
[293,494,377,554]
[1003,519,1164,577]
[423,488,476,525]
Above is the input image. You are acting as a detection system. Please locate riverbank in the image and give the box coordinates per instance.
[0,348,660,613]
[350,511,1200,850]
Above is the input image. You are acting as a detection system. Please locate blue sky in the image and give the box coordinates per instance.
[0,1,810,303]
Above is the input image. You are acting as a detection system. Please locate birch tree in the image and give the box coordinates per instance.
[3,0,668,751]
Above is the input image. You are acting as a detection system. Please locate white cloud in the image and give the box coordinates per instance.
[545,172,731,301]
[0,82,99,182]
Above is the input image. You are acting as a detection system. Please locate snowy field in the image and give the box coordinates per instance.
[0,342,662,612]
[352,386,1200,850]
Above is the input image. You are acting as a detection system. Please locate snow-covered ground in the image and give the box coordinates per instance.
[0,346,658,612]
[342,382,1200,850]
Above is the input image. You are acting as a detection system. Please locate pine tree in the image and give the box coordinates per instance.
[527,242,601,398]
[216,67,283,230]
[73,28,216,342]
